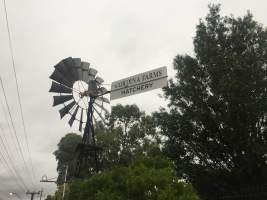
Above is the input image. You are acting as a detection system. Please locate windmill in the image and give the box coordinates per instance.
[49,57,110,176]
[49,57,168,178]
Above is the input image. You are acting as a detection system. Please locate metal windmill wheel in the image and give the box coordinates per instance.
[49,57,109,132]
[49,57,110,176]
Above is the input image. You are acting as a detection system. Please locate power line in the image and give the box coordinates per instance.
[0,83,31,191]
[0,78,35,187]
[2,0,37,183]
[0,94,30,191]
[0,148,26,192]
[0,115,28,191]
[0,90,30,192]
[0,125,28,191]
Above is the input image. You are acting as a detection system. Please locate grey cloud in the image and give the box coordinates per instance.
[0,0,266,199]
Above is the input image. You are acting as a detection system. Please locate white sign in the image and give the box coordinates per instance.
[110,66,167,100]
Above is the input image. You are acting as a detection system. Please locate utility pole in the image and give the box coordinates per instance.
[39,189,43,200]
[26,191,40,200]
[62,165,68,200]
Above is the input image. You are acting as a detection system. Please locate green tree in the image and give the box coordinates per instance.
[54,133,82,184]
[50,105,165,199]
[53,105,161,183]
[45,195,53,200]
[67,156,199,200]
[155,4,267,200]
[97,104,162,169]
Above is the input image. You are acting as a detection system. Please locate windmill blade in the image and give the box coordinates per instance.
[62,57,80,81]
[88,75,95,81]
[53,95,73,106]
[68,105,79,127]
[49,69,73,87]
[88,68,98,76]
[95,76,104,85]
[73,58,83,80]
[73,58,81,67]
[98,87,108,95]
[79,109,84,132]
[81,62,90,82]
[93,106,106,123]
[54,61,65,70]
[96,96,110,104]
[54,61,76,83]
[94,101,109,114]
[81,62,90,71]
[82,62,90,83]
[59,100,76,118]
[63,57,74,66]
[76,67,83,81]
[49,81,72,93]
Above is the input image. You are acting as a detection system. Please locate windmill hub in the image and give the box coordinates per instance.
[49,57,110,132]
[79,90,89,98]
[72,80,89,109]
[79,90,96,98]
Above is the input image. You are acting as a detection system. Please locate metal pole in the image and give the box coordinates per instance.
[83,97,94,143]
[39,189,43,200]
[62,165,68,200]
[26,192,39,200]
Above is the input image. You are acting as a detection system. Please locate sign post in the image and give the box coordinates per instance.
[110,66,167,100]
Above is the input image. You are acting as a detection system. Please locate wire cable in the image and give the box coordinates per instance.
[0,125,28,191]
[0,78,34,187]
[0,93,30,192]
[2,0,37,184]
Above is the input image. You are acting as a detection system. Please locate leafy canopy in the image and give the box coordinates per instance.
[97,104,162,169]
[67,156,199,200]
[54,133,82,184]
[155,4,267,199]
[53,104,162,183]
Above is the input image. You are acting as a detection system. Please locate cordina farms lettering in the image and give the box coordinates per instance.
[113,69,163,90]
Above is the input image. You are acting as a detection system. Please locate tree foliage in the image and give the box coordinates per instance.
[53,104,162,183]
[154,4,267,200]
[54,133,82,184]
[97,104,162,169]
[67,156,199,200]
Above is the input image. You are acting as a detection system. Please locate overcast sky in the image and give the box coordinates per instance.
[0,0,266,199]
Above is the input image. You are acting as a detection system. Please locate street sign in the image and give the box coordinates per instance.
[110,66,167,100]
